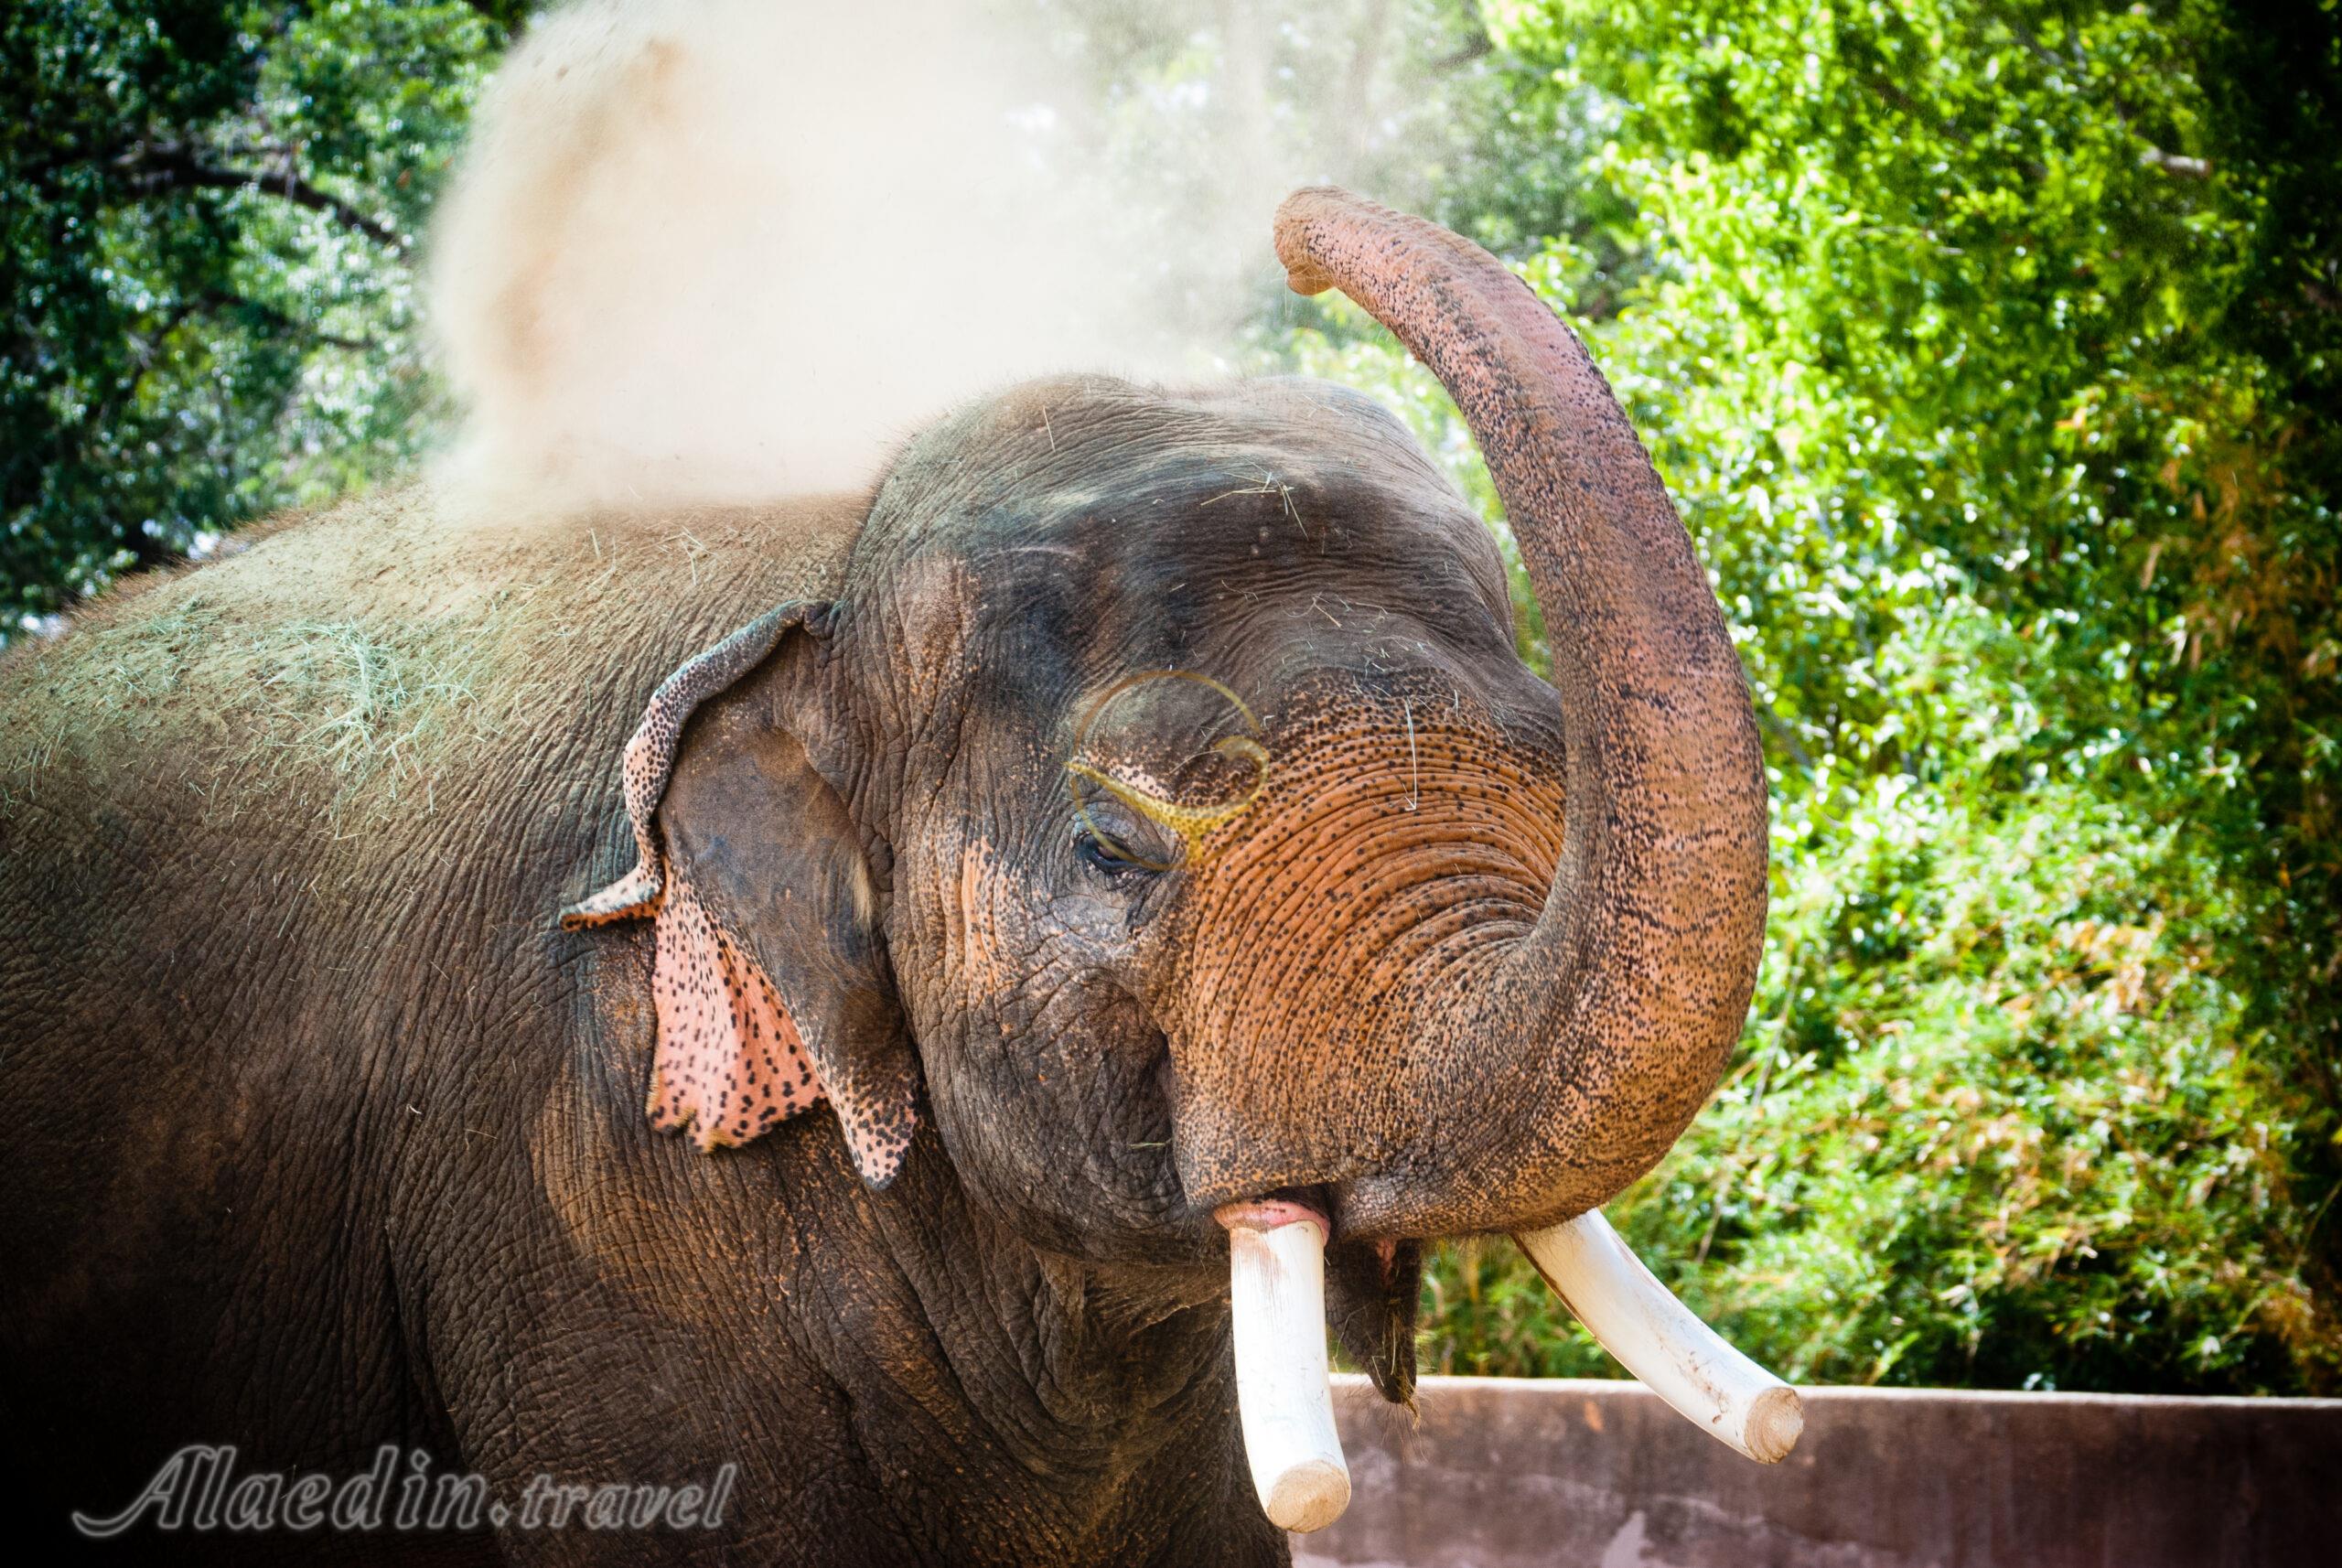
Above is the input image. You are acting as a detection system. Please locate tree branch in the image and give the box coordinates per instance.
[2140,146,2213,179]
[1430,0,1494,74]
[458,0,528,37]
[1430,33,1493,73]
[115,143,406,253]
[196,290,381,352]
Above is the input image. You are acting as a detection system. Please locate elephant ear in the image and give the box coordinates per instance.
[560,605,919,1188]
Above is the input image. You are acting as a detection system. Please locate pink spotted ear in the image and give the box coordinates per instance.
[647,881,825,1147]
[633,862,915,1186]
[564,603,921,1189]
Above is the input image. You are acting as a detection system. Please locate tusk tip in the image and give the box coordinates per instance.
[1262,1457,1351,1533]
[1744,1385,1804,1464]
[1512,1214,1804,1465]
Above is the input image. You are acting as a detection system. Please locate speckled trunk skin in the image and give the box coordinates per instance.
[1159,684,1571,1203]
[1266,188,1771,1235]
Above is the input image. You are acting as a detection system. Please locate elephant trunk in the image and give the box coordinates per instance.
[1272,188,1769,1235]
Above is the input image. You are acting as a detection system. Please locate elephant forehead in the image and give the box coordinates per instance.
[935,530,1524,767]
[842,386,1520,757]
[854,378,1507,636]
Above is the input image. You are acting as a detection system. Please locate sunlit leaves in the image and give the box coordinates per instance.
[1388,0,2341,1393]
[1,1,500,630]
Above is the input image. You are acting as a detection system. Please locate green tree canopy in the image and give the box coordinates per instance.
[2,0,506,629]
[1292,0,2339,1391]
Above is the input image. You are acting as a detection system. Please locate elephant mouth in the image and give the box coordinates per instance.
[1324,1231,1423,1404]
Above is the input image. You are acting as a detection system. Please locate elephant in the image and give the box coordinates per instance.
[0,189,1768,1564]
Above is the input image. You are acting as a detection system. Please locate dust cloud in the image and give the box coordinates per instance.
[425,0,1380,513]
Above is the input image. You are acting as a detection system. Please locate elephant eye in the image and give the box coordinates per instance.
[1074,827,1157,878]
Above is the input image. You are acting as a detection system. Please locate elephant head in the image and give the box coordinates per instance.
[562,188,1774,1484]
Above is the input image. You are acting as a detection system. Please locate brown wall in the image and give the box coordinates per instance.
[1296,1375,2342,1568]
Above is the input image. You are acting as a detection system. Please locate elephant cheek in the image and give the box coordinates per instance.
[951,842,1018,1001]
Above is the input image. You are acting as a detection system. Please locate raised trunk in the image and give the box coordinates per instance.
[1273,188,1769,1235]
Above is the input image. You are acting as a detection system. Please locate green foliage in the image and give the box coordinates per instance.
[1288,0,2342,1391]
[1427,760,2329,1391]
[2,1,503,630]
[1315,263,2339,1391]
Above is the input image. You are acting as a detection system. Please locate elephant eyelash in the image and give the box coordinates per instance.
[1074,828,1157,878]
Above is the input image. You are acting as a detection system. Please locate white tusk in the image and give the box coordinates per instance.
[1515,1209,1803,1464]
[1225,1212,1352,1532]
